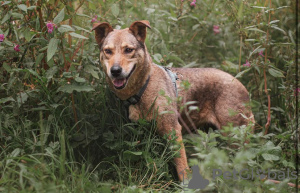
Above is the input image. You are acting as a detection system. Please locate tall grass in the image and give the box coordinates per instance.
[0,0,297,192]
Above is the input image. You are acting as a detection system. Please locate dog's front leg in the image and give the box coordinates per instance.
[129,104,189,181]
[157,116,189,182]
[173,124,189,182]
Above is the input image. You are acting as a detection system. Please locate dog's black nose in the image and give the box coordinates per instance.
[110,66,122,77]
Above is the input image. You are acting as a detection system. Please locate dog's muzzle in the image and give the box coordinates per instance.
[110,65,136,90]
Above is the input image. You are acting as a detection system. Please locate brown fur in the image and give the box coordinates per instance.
[93,20,254,181]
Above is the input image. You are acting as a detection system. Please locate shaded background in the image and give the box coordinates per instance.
[0,0,298,192]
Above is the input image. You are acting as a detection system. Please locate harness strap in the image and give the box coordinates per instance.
[123,65,178,108]
[157,65,179,97]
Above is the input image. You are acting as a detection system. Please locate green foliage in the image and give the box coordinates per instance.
[0,0,298,192]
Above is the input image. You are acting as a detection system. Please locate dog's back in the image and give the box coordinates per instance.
[171,67,254,132]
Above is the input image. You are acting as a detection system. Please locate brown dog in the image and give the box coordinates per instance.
[93,20,254,181]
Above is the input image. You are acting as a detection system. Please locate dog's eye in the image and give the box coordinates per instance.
[104,49,112,55]
[124,48,134,53]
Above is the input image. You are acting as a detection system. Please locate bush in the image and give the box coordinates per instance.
[0,0,298,192]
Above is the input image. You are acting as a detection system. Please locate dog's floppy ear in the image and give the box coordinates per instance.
[92,22,113,48]
[129,20,151,43]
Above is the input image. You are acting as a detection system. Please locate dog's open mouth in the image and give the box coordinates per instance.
[112,65,136,89]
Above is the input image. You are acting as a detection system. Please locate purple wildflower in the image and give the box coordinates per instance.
[213,25,220,34]
[258,50,264,57]
[190,0,196,7]
[91,15,98,23]
[46,22,55,33]
[14,44,20,52]
[0,34,4,42]
[243,60,251,67]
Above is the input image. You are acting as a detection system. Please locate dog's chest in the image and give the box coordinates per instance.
[128,102,155,122]
[128,105,141,121]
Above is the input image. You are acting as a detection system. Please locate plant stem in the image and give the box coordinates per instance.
[239,35,242,72]
[36,0,44,31]
[263,0,272,135]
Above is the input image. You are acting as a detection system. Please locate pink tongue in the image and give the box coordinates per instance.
[113,78,126,87]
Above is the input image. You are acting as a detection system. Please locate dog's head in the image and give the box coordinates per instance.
[92,20,151,91]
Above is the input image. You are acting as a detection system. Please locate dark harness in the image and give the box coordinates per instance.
[123,65,178,108]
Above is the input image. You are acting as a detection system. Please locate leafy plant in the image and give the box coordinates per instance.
[0,0,298,192]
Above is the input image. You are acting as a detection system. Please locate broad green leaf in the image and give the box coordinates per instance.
[69,32,88,39]
[245,39,257,42]
[53,8,65,24]
[84,65,99,79]
[24,29,36,42]
[224,60,239,70]
[2,1,11,6]
[10,148,21,157]
[3,63,11,72]
[251,6,267,9]
[153,53,162,63]
[254,65,260,74]
[58,25,75,33]
[16,92,29,106]
[184,61,198,68]
[263,141,275,148]
[249,45,262,58]
[246,28,266,34]
[270,25,286,35]
[62,72,72,78]
[124,151,142,156]
[282,160,295,169]
[17,4,27,12]
[35,53,44,66]
[123,150,143,161]
[39,46,48,52]
[12,68,40,78]
[47,38,59,62]
[289,30,295,44]
[13,28,19,42]
[57,84,94,93]
[1,13,11,24]
[235,68,251,79]
[169,16,178,21]
[269,20,280,24]
[76,13,91,18]
[270,107,284,113]
[168,54,186,66]
[111,4,119,17]
[0,97,15,104]
[27,6,36,10]
[103,131,114,141]
[47,58,55,67]
[6,148,21,164]
[192,24,200,30]
[145,8,156,14]
[11,13,23,19]
[75,77,86,83]
[268,68,284,78]
[262,153,279,161]
[45,66,58,80]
